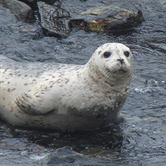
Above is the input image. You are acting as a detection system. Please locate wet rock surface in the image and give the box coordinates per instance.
[0,0,166,165]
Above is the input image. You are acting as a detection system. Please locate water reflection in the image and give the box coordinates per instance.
[5,123,123,155]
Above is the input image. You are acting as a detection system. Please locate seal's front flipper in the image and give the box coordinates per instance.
[15,92,54,115]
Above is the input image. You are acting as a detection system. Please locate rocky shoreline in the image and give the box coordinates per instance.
[0,0,144,37]
[0,0,166,165]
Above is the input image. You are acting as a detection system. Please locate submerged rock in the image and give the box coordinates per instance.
[37,1,70,37]
[69,1,144,32]
[46,147,84,165]
[0,0,35,22]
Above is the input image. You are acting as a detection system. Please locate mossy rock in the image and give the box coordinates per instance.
[69,2,144,32]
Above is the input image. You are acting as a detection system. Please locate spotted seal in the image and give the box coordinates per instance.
[0,43,133,130]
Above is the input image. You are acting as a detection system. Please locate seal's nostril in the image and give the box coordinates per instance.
[117,59,124,64]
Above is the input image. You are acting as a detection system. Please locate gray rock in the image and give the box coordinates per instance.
[43,147,85,165]
[0,0,35,22]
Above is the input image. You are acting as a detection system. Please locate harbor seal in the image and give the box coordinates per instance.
[0,43,133,130]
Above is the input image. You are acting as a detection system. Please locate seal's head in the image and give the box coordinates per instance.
[88,43,133,82]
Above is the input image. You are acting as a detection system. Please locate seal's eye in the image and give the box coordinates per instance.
[124,51,130,57]
[103,51,111,58]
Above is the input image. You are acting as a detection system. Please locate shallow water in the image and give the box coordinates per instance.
[0,0,166,165]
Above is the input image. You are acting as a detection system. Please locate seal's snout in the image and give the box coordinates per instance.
[117,59,124,64]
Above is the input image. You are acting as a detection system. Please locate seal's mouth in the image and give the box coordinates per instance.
[105,67,127,75]
[118,69,127,73]
[105,66,131,79]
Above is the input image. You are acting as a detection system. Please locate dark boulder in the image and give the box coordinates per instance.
[37,1,70,37]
